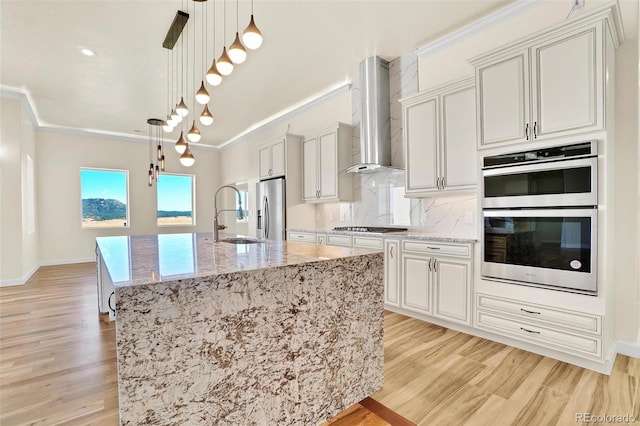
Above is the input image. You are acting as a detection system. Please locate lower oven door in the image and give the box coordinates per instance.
[482,209,597,293]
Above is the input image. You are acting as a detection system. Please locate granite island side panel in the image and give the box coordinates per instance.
[100,233,384,425]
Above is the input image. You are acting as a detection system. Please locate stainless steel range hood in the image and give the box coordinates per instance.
[345,56,402,174]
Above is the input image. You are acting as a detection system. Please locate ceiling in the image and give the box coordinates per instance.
[0,0,512,148]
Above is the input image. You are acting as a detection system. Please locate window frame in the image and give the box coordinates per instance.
[156,172,196,227]
[80,167,130,230]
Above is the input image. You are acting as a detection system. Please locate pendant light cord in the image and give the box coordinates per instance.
[223,0,226,45]
[236,0,239,32]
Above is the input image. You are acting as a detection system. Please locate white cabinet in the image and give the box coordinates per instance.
[384,239,400,307]
[401,78,477,196]
[258,138,286,179]
[475,293,603,359]
[399,240,473,326]
[302,123,353,203]
[352,236,383,250]
[326,233,352,247]
[287,231,316,244]
[471,15,619,149]
[257,134,304,207]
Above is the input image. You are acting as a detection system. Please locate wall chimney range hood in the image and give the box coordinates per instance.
[345,56,402,174]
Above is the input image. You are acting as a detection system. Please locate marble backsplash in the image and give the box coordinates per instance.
[317,52,477,239]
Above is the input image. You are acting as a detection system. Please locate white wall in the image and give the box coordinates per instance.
[219,90,352,230]
[0,96,39,284]
[37,131,220,264]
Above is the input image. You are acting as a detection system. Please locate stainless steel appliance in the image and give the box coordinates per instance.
[481,141,598,294]
[256,177,286,240]
[333,226,407,233]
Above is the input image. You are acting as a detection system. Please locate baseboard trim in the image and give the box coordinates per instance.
[39,258,95,266]
[0,263,39,287]
[616,331,640,358]
[0,259,96,287]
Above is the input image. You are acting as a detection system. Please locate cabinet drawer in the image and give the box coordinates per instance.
[476,294,601,335]
[287,232,316,244]
[402,240,471,258]
[352,236,383,250]
[326,234,352,247]
[476,311,602,359]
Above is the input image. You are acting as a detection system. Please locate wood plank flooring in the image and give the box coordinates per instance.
[1,263,638,425]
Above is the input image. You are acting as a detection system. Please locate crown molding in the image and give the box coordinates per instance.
[0,86,217,151]
[218,79,352,150]
[415,0,545,58]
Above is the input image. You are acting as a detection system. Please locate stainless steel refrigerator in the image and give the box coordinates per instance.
[256,177,286,240]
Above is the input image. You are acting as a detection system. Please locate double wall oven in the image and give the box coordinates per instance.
[481,141,598,294]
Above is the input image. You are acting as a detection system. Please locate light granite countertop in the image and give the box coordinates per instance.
[96,232,378,288]
[287,228,477,243]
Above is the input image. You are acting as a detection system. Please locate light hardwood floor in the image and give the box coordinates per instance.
[1,263,638,425]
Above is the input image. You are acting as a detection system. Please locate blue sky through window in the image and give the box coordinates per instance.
[157,174,193,212]
[80,169,127,202]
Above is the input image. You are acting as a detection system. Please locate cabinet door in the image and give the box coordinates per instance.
[531,26,602,139]
[318,130,338,199]
[384,240,400,307]
[258,146,272,179]
[270,139,286,177]
[433,258,471,325]
[302,137,318,201]
[402,253,432,315]
[405,97,438,193]
[441,85,477,190]
[477,51,530,147]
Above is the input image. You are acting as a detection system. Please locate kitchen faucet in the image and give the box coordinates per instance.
[213,185,245,242]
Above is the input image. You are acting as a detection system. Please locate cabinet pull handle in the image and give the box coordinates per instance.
[390,245,394,259]
[533,121,538,139]
[520,308,541,315]
[520,327,540,334]
[433,259,437,272]
[437,177,442,190]
[442,177,446,189]
[427,246,441,250]
[428,258,433,271]
[525,123,530,140]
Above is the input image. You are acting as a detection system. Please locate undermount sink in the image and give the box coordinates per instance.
[219,238,263,244]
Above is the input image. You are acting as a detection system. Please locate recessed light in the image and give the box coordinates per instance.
[81,48,96,57]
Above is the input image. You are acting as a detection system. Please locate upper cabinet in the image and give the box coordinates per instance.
[401,77,477,197]
[471,9,622,149]
[302,123,353,203]
[258,138,286,179]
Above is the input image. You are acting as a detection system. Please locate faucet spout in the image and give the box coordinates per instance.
[213,185,244,242]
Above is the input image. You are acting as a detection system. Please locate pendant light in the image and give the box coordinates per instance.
[176,17,189,118]
[175,130,188,154]
[228,0,247,64]
[147,118,165,187]
[188,6,201,144]
[206,0,223,86]
[180,143,195,167]
[216,0,234,76]
[242,0,262,50]
[195,5,210,104]
[163,52,175,133]
[200,104,213,126]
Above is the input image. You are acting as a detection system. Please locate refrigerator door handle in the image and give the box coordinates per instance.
[264,196,270,239]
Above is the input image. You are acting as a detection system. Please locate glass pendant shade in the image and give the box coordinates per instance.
[160,155,166,171]
[242,15,263,50]
[175,131,188,154]
[188,120,201,143]
[157,145,163,161]
[176,97,189,117]
[195,81,210,105]
[228,32,247,64]
[206,60,223,86]
[216,47,234,76]
[170,109,180,122]
[154,164,160,180]
[163,121,174,132]
[200,105,214,126]
[148,169,153,187]
[180,144,195,167]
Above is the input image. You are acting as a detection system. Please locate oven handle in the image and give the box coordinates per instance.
[482,156,597,177]
[483,208,597,219]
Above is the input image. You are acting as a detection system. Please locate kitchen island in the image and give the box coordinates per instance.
[95,233,384,425]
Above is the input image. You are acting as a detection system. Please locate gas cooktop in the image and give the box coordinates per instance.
[333,226,408,233]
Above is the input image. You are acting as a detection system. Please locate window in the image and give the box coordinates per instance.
[157,174,195,226]
[236,189,248,223]
[80,168,129,228]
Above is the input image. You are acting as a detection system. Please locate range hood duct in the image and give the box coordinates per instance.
[345,56,402,174]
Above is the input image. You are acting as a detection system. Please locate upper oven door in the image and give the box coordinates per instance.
[482,157,597,208]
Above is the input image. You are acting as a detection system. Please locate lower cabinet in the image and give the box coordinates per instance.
[287,231,317,243]
[392,240,473,326]
[383,239,400,307]
[475,293,603,360]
